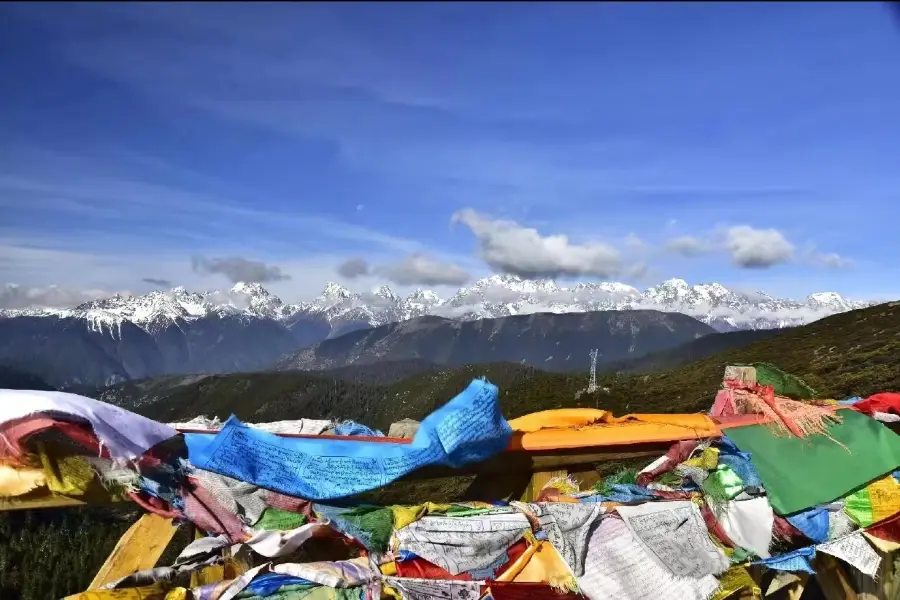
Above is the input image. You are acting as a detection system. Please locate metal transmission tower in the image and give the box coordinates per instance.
[587,349,598,393]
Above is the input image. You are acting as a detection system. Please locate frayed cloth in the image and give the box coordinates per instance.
[731,385,842,441]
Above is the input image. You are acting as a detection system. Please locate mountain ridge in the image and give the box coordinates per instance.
[95,300,900,432]
[275,309,716,373]
[0,276,876,387]
[2,275,873,334]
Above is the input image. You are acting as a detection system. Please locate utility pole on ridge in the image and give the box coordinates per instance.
[587,349,598,394]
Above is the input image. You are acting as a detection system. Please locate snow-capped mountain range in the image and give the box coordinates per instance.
[0,275,873,334]
[0,276,876,388]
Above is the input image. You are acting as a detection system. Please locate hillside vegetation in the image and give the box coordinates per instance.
[596,300,900,411]
[103,302,900,431]
[599,328,782,374]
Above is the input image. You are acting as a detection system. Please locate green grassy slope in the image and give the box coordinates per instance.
[592,300,900,414]
[111,303,900,431]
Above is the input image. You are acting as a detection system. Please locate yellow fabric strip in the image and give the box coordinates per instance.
[495,541,577,591]
[710,566,761,600]
[63,583,167,599]
[508,409,719,451]
[684,447,719,470]
[390,502,452,529]
[0,460,47,497]
[38,443,95,495]
[869,474,900,523]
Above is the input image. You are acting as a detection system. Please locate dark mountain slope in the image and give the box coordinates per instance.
[590,301,900,413]
[0,316,154,387]
[600,328,785,375]
[276,310,716,373]
[96,302,900,432]
[0,365,56,390]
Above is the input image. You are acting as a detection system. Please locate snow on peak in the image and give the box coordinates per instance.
[2,277,876,334]
[373,284,399,300]
[477,274,521,286]
[408,288,440,303]
[231,281,269,296]
[321,281,352,300]
[808,291,843,303]
[807,291,855,311]
[660,278,690,289]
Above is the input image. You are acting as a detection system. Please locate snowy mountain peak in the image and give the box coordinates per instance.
[472,274,560,294]
[231,281,269,296]
[321,281,352,300]
[408,288,441,303]
[661,278,691,289]
[576,282,641,297]
[477,274,521,286]
[1,277,878,335]
[807,291,851,310]
[373,285,399,300]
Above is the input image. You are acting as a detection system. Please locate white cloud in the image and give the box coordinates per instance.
[337,257,371,279]
[376,253,471,287]
[724,225,794,268]
[625,262,650,280]
[191,256,291,283]
[336,254,471,286]
[0,283,126,310]
[142,277,172,287]
[665,235,709,257]
[816,252,853,269]
[624,233,649,252]
[0,241,389,305]
[451,208,623,279]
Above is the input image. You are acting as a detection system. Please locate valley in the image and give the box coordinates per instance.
[86,300,900,431]
[0,277,872,388]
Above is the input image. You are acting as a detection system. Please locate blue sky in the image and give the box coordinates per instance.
[2,2,900,304]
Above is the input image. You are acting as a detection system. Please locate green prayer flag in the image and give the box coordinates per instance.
[726,410,900,515]
[255,508,307,531]
[843,487,874,526]
[734,363,818,399]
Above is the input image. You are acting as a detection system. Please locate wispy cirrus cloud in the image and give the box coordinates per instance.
[2,2,898,301]
[7,2,836,217]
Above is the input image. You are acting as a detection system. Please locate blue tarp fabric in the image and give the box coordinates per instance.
[786,507,830,543]
[184,378,511,500]
[753,546,817,574]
